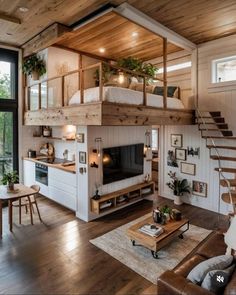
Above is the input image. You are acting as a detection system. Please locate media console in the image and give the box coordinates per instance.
[91,181,155,215]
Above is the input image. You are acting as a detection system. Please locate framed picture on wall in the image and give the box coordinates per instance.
[175,148,187,161]
[192,181,207,197]
[79,151,86,164]
[180,162,196,176]
[77,133,85,143]
[171,134,183,148]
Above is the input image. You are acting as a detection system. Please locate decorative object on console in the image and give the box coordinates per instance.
[187,146,200,158]
[79,151,86,164]
[22,54,46,80]
[1,170,19,192]
[144,173,151,183]
[192,180,207,197]
[167,150,178,167]
[90,162,99,168]
[175,148,187,161]
[171,134,183,148]
[92,189,101,200]
[166,171,191,205]
[181,162,196,176]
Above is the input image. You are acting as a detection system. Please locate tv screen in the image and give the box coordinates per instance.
[102,143,144,185]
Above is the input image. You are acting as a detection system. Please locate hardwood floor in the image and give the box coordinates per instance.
[0,194,228,295]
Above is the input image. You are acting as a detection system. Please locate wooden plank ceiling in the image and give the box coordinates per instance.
[56,12,180,60]
[0,0,236,47]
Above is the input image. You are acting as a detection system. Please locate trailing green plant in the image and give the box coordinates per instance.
[93,64,117,84]
[22,54,46,77]
[166,171,190,196]
[117,56,143,72]
[1,170,19,185]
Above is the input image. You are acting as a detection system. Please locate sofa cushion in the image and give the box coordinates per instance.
[187,255,233,284]
[201,264,235,294]
[197,232,226,259]
[174,254,206,278]
[225,216,236,255]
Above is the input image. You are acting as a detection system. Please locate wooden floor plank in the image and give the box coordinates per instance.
[0,194,228,295]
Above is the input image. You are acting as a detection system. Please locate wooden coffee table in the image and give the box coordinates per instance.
[126,215,189,259]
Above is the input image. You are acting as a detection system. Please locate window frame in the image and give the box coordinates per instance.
[212,55,236,84]
[0,48,18,173]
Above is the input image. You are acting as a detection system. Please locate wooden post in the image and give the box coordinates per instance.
[38,83,41,110]
[143,77,147,106]
[163,38,167,109]
[61,76,65,107]
[99,62,103,101]
[27,87,31,111]
[79,55,84,104]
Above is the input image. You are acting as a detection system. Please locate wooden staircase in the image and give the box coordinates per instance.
[196,111,236,213]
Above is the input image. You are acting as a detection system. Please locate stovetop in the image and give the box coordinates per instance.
[39,158,71,164]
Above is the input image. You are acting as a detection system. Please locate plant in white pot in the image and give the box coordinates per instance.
[166,171,190,205]
[1,171,19,192]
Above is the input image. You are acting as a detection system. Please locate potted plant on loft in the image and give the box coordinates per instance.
[22,54,46,80]
[166,171,190,205]
[1,171,19,192]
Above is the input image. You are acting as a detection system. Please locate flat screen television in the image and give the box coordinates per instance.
[102,143,144,185]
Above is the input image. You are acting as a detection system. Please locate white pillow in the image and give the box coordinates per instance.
[224,216,236,255]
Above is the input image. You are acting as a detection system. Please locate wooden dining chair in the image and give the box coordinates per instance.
[12,185,42,225]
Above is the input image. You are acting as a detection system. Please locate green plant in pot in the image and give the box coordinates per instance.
[166,171,190,205]
[93,64,117,86]
[1,171,19,191]
[22,54,46,80]
[160,205,172,222]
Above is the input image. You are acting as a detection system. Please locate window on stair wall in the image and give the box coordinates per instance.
[212,55,236,83]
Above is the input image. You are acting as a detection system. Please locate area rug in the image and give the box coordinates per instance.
[90,214,212,284]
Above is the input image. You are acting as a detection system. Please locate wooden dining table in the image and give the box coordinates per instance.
[0,184,36,237]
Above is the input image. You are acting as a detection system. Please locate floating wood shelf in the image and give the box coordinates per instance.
[91,181,155,215]
[33,136,75,141]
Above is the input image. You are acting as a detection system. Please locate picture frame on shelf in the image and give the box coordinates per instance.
[180,162,196,176]
[77,133,85,143]
[192,180,207,197]
[79,151,86,164]
[171,134,183,148]
[175,148,187,161]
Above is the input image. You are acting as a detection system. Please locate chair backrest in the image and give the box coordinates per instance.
[30,184,40,194]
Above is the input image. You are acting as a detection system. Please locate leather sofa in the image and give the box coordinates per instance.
[157,231,236,295]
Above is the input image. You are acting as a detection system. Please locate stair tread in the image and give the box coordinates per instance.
[215,168,236,173]
[200,129,230,131]
[207,145,236,150]
[199,122,227,125]
[211,156,236,161]
[220,179,236,187]
[222,193,236,204]
[203,136,236,139]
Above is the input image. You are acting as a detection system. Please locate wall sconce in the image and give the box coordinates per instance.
[144,130,151,158]
[91,137,102,168]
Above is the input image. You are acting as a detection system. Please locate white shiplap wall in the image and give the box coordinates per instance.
[76,126,152,221]
[159,34,236,215]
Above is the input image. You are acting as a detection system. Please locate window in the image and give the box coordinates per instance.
[159,61,191,73]
[0,48,18,181]
[212,56,236,83]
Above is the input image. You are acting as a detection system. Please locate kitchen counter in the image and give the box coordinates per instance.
[23,157,76,174]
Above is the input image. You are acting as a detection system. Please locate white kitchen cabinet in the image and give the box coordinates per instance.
[48,167,77,211]
[23,160,35,186]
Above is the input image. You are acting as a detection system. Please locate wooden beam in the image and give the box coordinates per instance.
[22,23,71,57]
[163,38,167,109]
[0,13,21,24]
[115,3,196,51]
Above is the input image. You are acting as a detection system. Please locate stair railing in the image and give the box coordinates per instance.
[195,107,235,215]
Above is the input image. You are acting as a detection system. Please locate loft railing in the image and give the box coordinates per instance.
[24,61,166,112]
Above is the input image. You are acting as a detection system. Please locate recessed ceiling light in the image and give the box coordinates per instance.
[19,7,29,12]
[99,48,105,53]
[132,32,138,37]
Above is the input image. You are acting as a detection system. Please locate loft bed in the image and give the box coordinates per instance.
[24,60,194,126]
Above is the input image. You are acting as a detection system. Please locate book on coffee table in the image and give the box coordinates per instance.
[139,224,164,237]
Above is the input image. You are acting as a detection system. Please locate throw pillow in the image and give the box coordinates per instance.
[201,264,235,294]
[187,255,233,284]
[153,86,178,97]
[224,216,236,255]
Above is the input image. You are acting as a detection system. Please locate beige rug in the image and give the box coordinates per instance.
[90,214,211,284]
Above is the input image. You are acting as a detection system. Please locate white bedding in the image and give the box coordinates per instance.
[68,86,184,109]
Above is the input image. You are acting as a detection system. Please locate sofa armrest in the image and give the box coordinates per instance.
[157,270,213,295]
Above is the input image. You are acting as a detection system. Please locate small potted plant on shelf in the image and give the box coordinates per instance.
[1,171,19,192]
[166,171,190,205]
[22,54,46,80]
